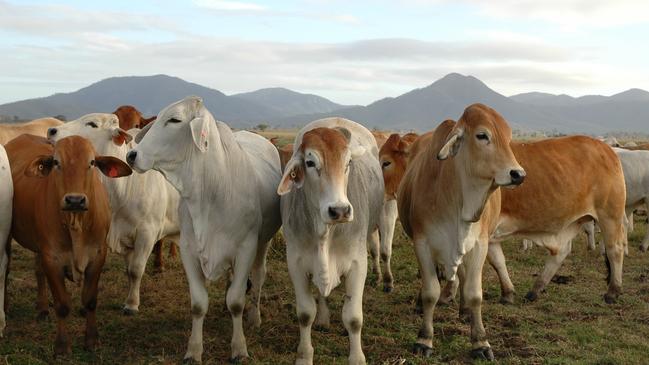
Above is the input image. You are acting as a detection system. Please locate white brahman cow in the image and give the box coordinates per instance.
[278,117,383,365]
[127,96,281,363]
[0,144,13,336]
[47,113,180,315]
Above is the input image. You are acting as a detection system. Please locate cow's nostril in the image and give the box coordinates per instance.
[510,169,526,185]
[48,128,57,137]
[126,150,137,165]
[328,207,341,220]
[343,205,351,217]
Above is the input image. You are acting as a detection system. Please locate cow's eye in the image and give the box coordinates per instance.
[86,121,98,128]
[166,118,182,124]
[90,160,95,167]
[382,161,391,169]
[476,132,489,141]
[306,160,315,168]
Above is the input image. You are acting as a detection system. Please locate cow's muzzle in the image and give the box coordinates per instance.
[126,150,137,166]
[327,203,353,223]
[62,194,88,211]
[509,169,526,186]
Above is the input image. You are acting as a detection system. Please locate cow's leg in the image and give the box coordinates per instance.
[81,256,105,351]
[413,240,439,357]
[313,295,330,330]
[487,241,515,304]
[640,202,649,252]
[600,215,625,304]
[0,236,9,336]
[181,244,209,363]
[42,258,72,355]
[438,279,459,305]
[462,240,493,360]
[124,231,157,315]
[525,239,572,302]
[379,200,397,292]
[343,253,367,365]
[522,239,533,251]
[169,241,178,259]
[288,254,316,365]
[152,239,164,272]
[227,239,257,362]
[246,238,271,328]
[35,254,50,320]
[367,229,381,287]
[583,221,596,251]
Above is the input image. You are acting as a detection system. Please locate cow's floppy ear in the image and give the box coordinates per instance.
[25,155,54,178]
[94,156,132,178]
[111,128,133,146]
[277,156,304,195]
[134,121,153,143]
[437,128,464,160]
[139,116,156,128]
[190,117,209,153]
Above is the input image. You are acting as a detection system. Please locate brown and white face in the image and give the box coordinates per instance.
[277,127,366,224]
[437,105,525,187]
[26,136,132,211]
[379,134,411,200]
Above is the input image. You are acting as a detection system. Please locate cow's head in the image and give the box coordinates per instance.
[278,127,366,224]
[379,133,417,200]
[48,113,133,155]
[113,105,156,130]
[126,96,210,176]
[26,136,132,211]
[437,104,525,188]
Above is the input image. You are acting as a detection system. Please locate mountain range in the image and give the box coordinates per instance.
[1,73,648,134]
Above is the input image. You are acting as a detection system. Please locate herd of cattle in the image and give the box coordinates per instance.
[0,97,647,363]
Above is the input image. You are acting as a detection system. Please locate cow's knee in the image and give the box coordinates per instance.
[191,303,207,318]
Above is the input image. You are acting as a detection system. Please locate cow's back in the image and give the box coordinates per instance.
[0,118,63,145]
[501,136,625,232]
[613,148,649,206]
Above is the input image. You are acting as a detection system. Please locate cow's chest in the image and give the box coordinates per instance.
[423,220,480,281]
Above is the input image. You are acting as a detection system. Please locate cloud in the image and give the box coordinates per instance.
[193,0,267,12]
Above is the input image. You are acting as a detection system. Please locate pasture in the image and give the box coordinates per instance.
[1,216,649,364]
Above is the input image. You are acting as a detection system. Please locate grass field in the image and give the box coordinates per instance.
[1,215,649,364]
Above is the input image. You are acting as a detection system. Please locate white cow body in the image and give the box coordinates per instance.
[614,148,649,250]
[48,113,181,314]
[0,145,13,335]
[128,96,281,363]
[279,118,384,365]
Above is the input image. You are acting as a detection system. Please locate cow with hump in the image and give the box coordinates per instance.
[278,117,383,365]
[397,104,525,360]
[5,134,131,355]
[126,96,282,363]
[47,113,181,315]
[481,136,628,304]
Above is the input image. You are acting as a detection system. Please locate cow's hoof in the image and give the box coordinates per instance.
[79,307,87,317]
[412,343,433,357]
[383,285,393,293]
[471,346,494,361]
[36,310,49,322]
[524,291,538,302]
[500,292,515,305]
[229,355,247,364]
[122,307,138,316]
[313,324,330,333]
[640,245,648,253]
[604,293,618,304]
[182,357,200,364]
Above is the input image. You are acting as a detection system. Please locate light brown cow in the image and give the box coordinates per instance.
[6,134,131,355]
[625,143,649,151]
[484,136,628,304]
[0,117,63,145]
[373,132,419,292]
[269,137,294,170]
[398,104,525,360]
[371,130,390,148]
[113,105,156,130]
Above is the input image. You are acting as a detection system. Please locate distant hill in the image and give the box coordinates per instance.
[0,75,346,127]
[1,73,648,133]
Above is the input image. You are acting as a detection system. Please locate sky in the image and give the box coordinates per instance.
[1,0,648,105]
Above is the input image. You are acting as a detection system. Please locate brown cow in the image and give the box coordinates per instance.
[0,117,63,145]
[398,104,525,360]
[6,134,131,355]
[269,137,294,171]
[113,105,156,130]
[371,130,390,148]
[373,132,419,292]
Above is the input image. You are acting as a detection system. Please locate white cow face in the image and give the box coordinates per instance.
[127,96,210,174]
[278,127,365,225]
[47,113,132,155]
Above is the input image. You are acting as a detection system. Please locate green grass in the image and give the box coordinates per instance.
[1,216,649,364]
